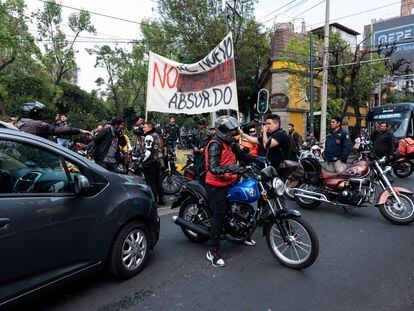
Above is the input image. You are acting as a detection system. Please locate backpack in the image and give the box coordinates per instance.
[398,137,414,156]
[286,131,299,161]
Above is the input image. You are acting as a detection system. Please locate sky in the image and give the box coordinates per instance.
[24,0,402,92]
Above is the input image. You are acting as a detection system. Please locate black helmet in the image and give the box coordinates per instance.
[133,125,144,136]
[215,115,240,143]
[197,118,206,125]
[21,102,46,120]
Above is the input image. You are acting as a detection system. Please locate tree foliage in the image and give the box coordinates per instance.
[34,0,96,85]
[0,0,37,72]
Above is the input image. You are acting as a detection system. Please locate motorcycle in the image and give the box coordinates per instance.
[391,156,414,178]
[171,165,319,270]
[161,147,187,195]
[180,152,195,180]
[293,150,414,225]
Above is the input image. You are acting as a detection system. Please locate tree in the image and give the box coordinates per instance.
[0,0,37,72]
[34,0,96,85]
[87,45,125,115]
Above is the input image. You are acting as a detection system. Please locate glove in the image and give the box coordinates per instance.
[230,166,246,175]
[257,156,266,164]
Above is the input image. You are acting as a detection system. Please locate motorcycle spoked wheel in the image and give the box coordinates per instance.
[295,183,322,209]
[378,194,414,225]
[284,179,301,200]
[393,161,414,178]
[178,198,212,243]
[161,171,182,195]
[266,216,319,269]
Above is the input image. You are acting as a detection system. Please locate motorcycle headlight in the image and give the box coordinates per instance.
[272,178,285,196]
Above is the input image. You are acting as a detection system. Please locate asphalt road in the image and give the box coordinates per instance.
[27,178,414,311]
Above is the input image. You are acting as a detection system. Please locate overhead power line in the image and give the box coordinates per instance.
[257,0,297,21]
[291,0,325,20]
[34,0,143,25]
[310,1,400,27]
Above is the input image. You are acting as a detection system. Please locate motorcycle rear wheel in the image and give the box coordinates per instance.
[393,161,414,178]
[378,194,414,225]
[161,171,182,195]
[266,216,319,269]
[179,198,212,243]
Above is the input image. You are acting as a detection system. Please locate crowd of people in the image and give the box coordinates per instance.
[9,101,402,268]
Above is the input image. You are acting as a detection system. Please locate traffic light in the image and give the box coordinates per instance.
[257,89,269,114]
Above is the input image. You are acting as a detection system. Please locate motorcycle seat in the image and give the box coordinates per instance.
[184,180,208,201]
[321,169,339,179]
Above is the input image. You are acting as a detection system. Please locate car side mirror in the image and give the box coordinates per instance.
[74,174,91,195]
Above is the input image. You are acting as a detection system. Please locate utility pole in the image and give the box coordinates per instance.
[309,32,315,135]
[320,0,330,142]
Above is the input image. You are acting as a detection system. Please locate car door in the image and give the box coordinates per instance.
[0,137,105,290]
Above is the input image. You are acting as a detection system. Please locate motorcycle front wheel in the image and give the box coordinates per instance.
[178,198,212,243]
[266,216,319,269]
[378,194,414,225]
[295,183,322,209]
[393,161,414,178]
[161,171,182,195]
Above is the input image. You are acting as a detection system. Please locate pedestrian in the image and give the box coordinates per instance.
[354,129,368,151]
[191,118,211,181]
[92,117,125,172]
[241,114,289,173]
[141,121,165,205]
[210,127,216,136]
[204,115,258,267]
[372,121,394,160]
[56,114,72,148]
[164,116,180,150]
[17,102,90,140]
[287,123,301,151]
[323,116,351,173]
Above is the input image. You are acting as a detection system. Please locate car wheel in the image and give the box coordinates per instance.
[109,221,150,279]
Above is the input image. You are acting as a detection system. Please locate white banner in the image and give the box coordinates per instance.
[146,33,238,115]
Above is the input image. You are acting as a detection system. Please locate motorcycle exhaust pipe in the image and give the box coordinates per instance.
[172,216,211,237]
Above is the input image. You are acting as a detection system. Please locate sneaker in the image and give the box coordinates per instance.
[206,249,226,267]
[243,238,256,246]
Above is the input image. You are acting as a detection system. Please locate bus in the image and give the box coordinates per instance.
[366,102,414,139]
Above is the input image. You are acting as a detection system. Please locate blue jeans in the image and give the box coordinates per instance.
[57,138,69,148]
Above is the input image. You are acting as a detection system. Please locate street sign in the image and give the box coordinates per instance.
[257,89,269,114]
[313,111,322,116]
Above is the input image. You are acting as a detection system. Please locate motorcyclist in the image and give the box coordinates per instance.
[205,115,263,267]
[17,102,90,139]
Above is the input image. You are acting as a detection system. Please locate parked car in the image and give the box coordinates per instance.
[0,128,160,307]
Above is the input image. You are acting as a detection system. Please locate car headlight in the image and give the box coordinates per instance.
[272,178,285,196]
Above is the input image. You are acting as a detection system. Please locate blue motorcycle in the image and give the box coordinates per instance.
[172,165,319,269]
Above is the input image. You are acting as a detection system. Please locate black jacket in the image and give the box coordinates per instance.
[17,118,81,139]
[165,124,180,141]
[191,130,211,155]
[373,131,394,158]
[93,127,115,163]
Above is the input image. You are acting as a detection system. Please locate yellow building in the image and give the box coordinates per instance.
[260,24,367,137]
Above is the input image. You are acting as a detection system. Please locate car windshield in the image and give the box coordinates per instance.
[371,110,411,138]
